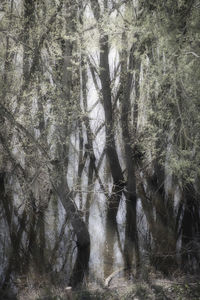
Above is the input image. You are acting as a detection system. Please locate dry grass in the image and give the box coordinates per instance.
[15,271,200,300]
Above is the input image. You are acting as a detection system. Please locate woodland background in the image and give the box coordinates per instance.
[0,0,200,298]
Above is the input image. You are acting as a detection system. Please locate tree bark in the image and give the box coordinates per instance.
[99,34,124,277]
[120,37,140,276]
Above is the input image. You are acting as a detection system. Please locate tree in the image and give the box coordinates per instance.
[0,0,200,292]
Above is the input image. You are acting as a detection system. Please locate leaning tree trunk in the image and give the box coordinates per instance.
[51,173,90,288]
[99,33,124,277]
[90,0,124,278]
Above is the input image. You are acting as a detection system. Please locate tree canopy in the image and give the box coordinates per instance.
[0,0,200,296]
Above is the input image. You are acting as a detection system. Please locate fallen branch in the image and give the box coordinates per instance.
[105,267,126,287]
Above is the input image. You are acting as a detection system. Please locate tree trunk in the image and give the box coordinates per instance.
[120,38,141,276]
[181,183,200,272]
[99,33,124,277]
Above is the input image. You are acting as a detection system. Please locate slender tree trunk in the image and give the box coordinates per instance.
[90,1,124,277]
[99,33,124,277]
[120,36,141,276]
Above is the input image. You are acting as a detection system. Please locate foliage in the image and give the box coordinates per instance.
[0,0,200,292]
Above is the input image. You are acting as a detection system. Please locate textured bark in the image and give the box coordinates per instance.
[99,34,124,277]
[120,38,140,276]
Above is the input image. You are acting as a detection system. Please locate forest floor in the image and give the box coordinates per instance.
[14,271,200,300]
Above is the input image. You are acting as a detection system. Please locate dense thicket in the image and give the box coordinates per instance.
[0,0,200,292]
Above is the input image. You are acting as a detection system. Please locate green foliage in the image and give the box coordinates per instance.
[132,0,200,186]
[1,0,200,290]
